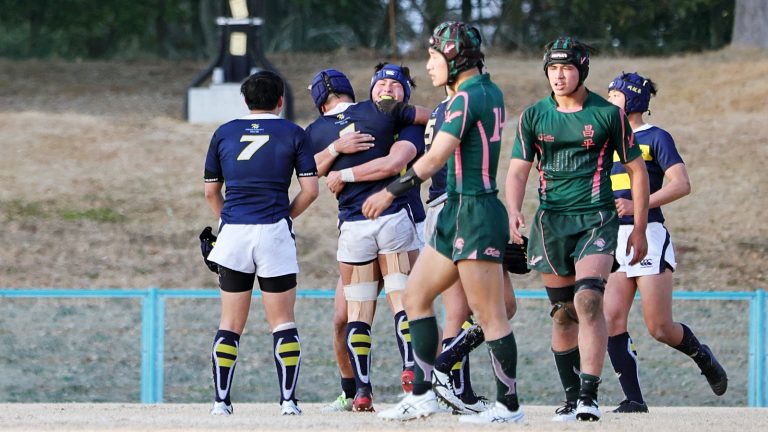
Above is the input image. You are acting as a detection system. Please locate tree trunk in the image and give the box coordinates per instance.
[389,0,398,57]
[732,0,768,48]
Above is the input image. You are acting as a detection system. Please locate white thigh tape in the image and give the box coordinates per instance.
[383,273,408,294]
[343,281,379,301]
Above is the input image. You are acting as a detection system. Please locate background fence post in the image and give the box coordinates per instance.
[155,294,166,403]
[140,287,159,403]
[757,289,766,407]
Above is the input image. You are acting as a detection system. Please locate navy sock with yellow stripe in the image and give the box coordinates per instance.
[211,329,240,405]
[346,321,373,391]
[273,323,301,403]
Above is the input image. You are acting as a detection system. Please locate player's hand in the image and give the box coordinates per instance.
[333,131,374,154]
[325,171,346,195]
[508,210,526,244]
[615,198,634,217]
[626,226,648,266]
[362,189,395,220]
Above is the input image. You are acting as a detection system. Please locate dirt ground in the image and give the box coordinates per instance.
[0,49,766,406]
[0,403,766,432]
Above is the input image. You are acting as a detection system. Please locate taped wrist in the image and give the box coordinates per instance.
[386,167,423,197]
[340,168,355,183]
[327,143,339,157]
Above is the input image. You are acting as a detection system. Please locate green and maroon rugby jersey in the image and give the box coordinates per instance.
[511,90,641,213]
[439,73,506,197]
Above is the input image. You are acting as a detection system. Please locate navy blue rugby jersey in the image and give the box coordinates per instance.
[305,100,416,221]
[398,124,426,223]
[204,113,318,224]
[611,124,684,225]
[424,97,450,202]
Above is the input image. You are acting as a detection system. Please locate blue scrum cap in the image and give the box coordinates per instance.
[608,72,654,114]
[309,69,355,113]
[369,63,412,103]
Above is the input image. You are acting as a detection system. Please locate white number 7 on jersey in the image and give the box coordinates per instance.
[237,135,270,160]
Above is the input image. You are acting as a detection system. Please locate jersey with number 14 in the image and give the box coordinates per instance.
[512,90,640,213]
[439,73,506,197]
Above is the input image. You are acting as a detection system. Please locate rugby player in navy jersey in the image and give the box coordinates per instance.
[320,64,425,412]
[306,68,428,412]
[203,71,319,417]
[604,72,726,413]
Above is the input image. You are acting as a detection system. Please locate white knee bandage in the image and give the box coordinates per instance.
[343,281,379,301]
[272,321,297,333]
[383,272,408,293]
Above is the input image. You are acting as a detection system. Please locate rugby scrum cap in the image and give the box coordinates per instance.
[428,21,483,85]
[369,63,412,104]
[309,69,355,113]
[543,36,590,83]
[608,72,655,114]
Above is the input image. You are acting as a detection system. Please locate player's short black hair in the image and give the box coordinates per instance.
[241,70,284,111]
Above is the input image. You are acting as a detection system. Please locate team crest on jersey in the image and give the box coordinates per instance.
[333,113,350,126]
[245,123,263,133]
[538,133,555,143]
[582,124,595,149]
[483,247,501,258]
[454,237,465,252]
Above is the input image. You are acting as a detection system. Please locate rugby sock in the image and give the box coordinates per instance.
[346,321,372,391]
[553,347,581,403]
[341,377,356,399]
[408,316,439,395]
[434,319,485,373]
[607,332,644,403]
[579,373,602,401]
[393,310,414,370]
[441,337,477,404]
[272,323,301,403]
[486,331,520,411]
[672,323,710,370]
[211,329,240,405]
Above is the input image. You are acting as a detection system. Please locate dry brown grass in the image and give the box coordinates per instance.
[1,47,766,291]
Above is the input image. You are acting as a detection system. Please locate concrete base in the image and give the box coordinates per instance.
[187,84,249,124]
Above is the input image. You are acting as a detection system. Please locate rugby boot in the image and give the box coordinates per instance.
[400,368,415,394]
[352,387,375,412]
[699,345,728,396]
[611,399,649,413]
[551,401,577,422]
[458,402,524,424]
[576,397,601,422]
[378,390,440,421]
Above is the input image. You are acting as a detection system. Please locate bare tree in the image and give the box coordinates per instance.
[732,0,768,49]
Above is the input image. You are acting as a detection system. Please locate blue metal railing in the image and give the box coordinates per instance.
[0,288,765,406]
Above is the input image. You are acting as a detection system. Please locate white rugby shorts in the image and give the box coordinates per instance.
[337,208,416,263]
[615,222,676,277]
[208,219,299,277]
[423,196,446,246]
[407,221,426,251]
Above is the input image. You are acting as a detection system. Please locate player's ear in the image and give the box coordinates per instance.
[276,96,284,111]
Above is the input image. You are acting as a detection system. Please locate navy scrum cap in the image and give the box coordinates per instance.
[369,64,412,103]
[608,72,654,114]
[309,69,355,113]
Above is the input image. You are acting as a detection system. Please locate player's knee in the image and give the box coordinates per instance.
[574,278,605,319]
[382,252,410,295]
[547,285,578,327]
[344,261,379,301]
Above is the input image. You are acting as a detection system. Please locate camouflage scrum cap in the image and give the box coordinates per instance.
[428,21,483,85]
[543,36,590,84]
[608,72,656,114]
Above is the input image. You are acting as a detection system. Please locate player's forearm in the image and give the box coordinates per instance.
[650,164,691,208]
[627,164,650,230]
[289,178,319,219]
[505,160,531,211]
[314,149,336,177]
[204,183,224,219]
[350,142,417,182]
[413,106,431,125]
